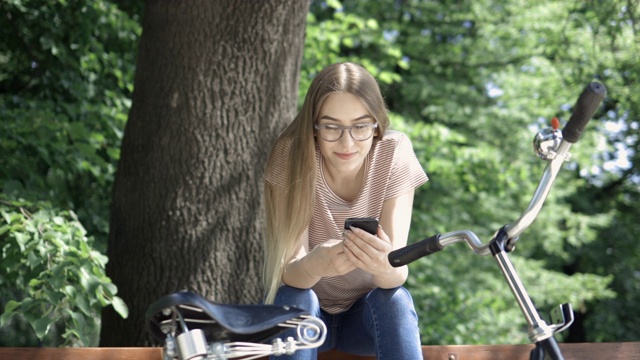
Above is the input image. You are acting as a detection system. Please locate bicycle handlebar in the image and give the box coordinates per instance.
[389,230,490,267]
[562,82,607,143]
[389,82,606,267]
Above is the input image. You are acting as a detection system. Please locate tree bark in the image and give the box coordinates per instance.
[100,0,309,346]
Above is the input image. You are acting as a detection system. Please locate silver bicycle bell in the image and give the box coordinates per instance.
[533,117,563,160]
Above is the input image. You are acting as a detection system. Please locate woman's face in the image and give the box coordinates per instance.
[315,92,377,177]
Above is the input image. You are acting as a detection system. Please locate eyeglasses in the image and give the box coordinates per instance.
[314,123,378,142]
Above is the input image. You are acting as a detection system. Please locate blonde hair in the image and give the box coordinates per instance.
[262,62,390,303]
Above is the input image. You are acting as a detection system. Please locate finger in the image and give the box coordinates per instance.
[348,227,389,252]
[344,244,391,276]
[343,230,374,258]
[344,245,386,276]
[342,235,370,259]
[342,245,368,270]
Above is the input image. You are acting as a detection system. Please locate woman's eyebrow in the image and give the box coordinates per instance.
[318,114,373,122]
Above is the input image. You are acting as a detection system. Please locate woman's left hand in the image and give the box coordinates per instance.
[342,226,394,278]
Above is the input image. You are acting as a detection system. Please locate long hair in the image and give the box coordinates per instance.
[262,62,390,303]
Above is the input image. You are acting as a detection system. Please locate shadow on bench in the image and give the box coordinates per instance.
[1,342,638,359]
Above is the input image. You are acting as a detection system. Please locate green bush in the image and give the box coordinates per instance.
[0,196,127,346]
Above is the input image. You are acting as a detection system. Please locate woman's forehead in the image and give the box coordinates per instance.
[318,93,371,122]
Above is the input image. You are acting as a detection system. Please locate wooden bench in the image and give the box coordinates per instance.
[1,342,638,359]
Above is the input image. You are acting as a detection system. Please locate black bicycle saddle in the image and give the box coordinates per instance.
[146,291,308,344]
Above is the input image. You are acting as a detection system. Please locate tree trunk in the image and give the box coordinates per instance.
[100,0,309,346]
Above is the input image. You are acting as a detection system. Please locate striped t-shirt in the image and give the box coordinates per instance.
[268,130,428,313]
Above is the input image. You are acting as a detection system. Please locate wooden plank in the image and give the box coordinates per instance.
[418,344,544,360]
[320,342,640,360]
[0,342,638,359]
[558,342,640,360]
[0,347,162,360]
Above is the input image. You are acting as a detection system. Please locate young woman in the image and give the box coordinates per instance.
[263,62,427,359]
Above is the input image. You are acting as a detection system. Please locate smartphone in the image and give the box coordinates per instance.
[344,217,379,235]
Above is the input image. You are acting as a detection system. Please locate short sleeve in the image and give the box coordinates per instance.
[384,134,428,200]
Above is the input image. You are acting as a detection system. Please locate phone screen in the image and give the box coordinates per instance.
[344,217,379,235]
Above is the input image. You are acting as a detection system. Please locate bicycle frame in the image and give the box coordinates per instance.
[389,82,606,360]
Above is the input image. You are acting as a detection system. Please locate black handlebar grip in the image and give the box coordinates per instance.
[388,234,443,267]
[562,82,607,143]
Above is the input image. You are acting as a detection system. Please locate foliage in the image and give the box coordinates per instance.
[0,196,128,346]
[301,0,406,105]
[557,0,640,342]
[0,0,140,346]
[0,0,139,245]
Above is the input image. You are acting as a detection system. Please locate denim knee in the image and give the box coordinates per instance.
[365,287,418,321]
[273,286,320,316]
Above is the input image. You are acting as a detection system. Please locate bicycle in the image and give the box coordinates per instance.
[388,82,607,360]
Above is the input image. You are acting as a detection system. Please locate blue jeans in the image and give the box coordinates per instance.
[269,285,422,360]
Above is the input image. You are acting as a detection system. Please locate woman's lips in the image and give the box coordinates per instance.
[335,152,356,160]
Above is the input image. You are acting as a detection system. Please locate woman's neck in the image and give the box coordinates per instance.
[322,158,366,202]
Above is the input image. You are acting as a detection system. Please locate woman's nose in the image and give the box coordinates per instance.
[339,129,355,145]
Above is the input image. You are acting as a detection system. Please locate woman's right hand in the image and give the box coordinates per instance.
[306,239,356,278]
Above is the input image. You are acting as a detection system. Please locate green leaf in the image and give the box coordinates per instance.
[398,58,410,70]
[110,296,129,319]
[27,251,41,268]
[101,282,117,296]
[28,278,44,288]
[0,224,11,236]
[32,317,54,339]
[0,209,7,224]
[0,300,21,326]
[13,231,30,252]
[62,284,76,298]
[75,292,91,316]
[326,0,342,10]
[365,19,378,30]
[48,233,67,250]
